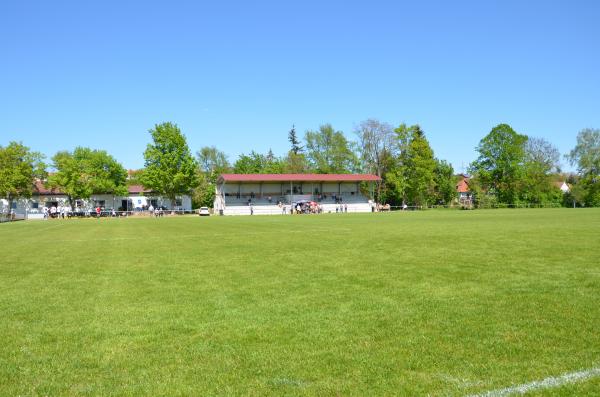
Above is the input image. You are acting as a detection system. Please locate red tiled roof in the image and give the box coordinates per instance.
[218,174,381,183]
[127,185,152,194]
[34,180,62,195]
[456,178,470,193]
[34,180,152,195]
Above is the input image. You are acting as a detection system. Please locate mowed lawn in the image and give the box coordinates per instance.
[1,209,599,396]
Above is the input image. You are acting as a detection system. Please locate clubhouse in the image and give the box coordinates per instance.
[214,173,381,215]
[4,181,192,219]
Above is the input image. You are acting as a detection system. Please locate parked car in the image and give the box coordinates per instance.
[198,207,210,216]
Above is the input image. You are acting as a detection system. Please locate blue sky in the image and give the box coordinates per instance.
[1,1,599,172]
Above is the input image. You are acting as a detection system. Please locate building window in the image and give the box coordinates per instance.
[94,200,105,208]
[175,198,182,207]
[31,202,39,209]
[11,202,17,209]
[75,200,84,208]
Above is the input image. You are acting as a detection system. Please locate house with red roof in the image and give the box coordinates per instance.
[456,174,472,204]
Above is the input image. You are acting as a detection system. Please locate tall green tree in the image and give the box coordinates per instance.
[355,119,395,200]
[0,142,46,213]
[284,152,311,173]
[193,146,231,208]
[197,146,230,176]
[288,124,303,155]
[47,147,128,208]
[402,126,436,206]
[385,124,439,206]
[305,124,359,173]
[264,149,286,173]
[141,122,198,206]
[233,151,267,174]
[566,128,600,206]
[232,150,288,174]
[469,124,528,204]
[384,123,418,205]
[433,159,456,205]
[522,137,561,204]
[126,169,145,186]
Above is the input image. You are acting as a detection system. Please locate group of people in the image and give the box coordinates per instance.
[42,205,69,219]
[336,204,348,213]
[275,201,351,215]
[148,205,165,217]
[42,205,121,219]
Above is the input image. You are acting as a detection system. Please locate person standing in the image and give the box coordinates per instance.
[95,206,101,218]
[250,203,254,215]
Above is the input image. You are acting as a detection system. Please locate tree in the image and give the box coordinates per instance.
[469,124,528,204]
[566,128,600,206]
[522,137,561,204]
[433,159,456,205]
[305,124,359,173]
[288,124,303,155]
[126,169,145,186]
[47,147,128,208]
[264,149,286,173]
[193,146,231,208]
[197,146,230,175]
[402,126,436,206]
[233,151,267,174]
[232,150,288,174]
[141,122,198,207]
[284,152,311,173]
[384,123,421,205]
[0,142,46,214]
[384,124,440,206]
[355,119,395,199]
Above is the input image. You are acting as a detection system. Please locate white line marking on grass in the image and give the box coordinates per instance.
[467,367,600,397]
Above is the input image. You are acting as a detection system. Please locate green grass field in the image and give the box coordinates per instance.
[1,209,599,396]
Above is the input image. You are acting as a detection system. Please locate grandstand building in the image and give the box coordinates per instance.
[214,173,381,215]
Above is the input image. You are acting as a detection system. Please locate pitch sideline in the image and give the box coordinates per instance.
[467,367,600,396]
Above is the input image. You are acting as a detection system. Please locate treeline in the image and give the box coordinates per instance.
[1,121,599,210]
